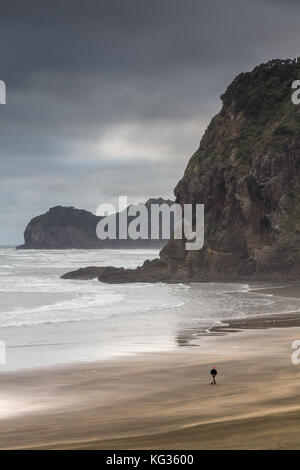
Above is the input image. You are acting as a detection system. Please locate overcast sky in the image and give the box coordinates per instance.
[1,0,300,244]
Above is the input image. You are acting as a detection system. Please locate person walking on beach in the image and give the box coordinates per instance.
[210,366,217,385]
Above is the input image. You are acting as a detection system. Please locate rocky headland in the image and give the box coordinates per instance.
[63,59,300,283]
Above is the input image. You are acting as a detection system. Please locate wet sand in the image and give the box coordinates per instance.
[1,282,300,449]
[212,311,300,331]
[0,325,300,449]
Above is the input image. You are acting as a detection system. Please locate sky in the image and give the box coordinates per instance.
[1,0,300,244]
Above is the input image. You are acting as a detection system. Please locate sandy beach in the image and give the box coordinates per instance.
[1,298,300,449]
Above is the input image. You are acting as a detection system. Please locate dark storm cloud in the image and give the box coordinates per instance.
[1,0,300,243]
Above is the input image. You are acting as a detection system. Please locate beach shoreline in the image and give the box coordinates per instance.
[1,281,300,449]
[0,320,300,449]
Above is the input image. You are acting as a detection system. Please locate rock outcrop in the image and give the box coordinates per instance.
[87,59,300,283]
[61,266,107,280]
[17,198,174,250]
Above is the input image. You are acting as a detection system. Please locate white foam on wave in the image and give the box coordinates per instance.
[1,248,300,333]
[0,286,125,328]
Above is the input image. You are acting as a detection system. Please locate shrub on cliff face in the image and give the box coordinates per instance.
[221,59,300,118]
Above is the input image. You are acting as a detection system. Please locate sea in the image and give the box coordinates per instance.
[0,247,300,371]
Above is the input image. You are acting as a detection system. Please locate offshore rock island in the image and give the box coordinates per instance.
[63,59,300,283]
[17,198,174,250]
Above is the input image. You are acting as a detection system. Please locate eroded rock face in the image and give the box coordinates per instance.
[80,59,300,283]
[18,206,100,249]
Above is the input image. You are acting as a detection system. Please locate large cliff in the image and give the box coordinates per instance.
[73,58,300,283]
[17,198,174,249]
[159,58,300,281]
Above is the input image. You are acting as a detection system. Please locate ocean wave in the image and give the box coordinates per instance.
[1,248,300,333]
